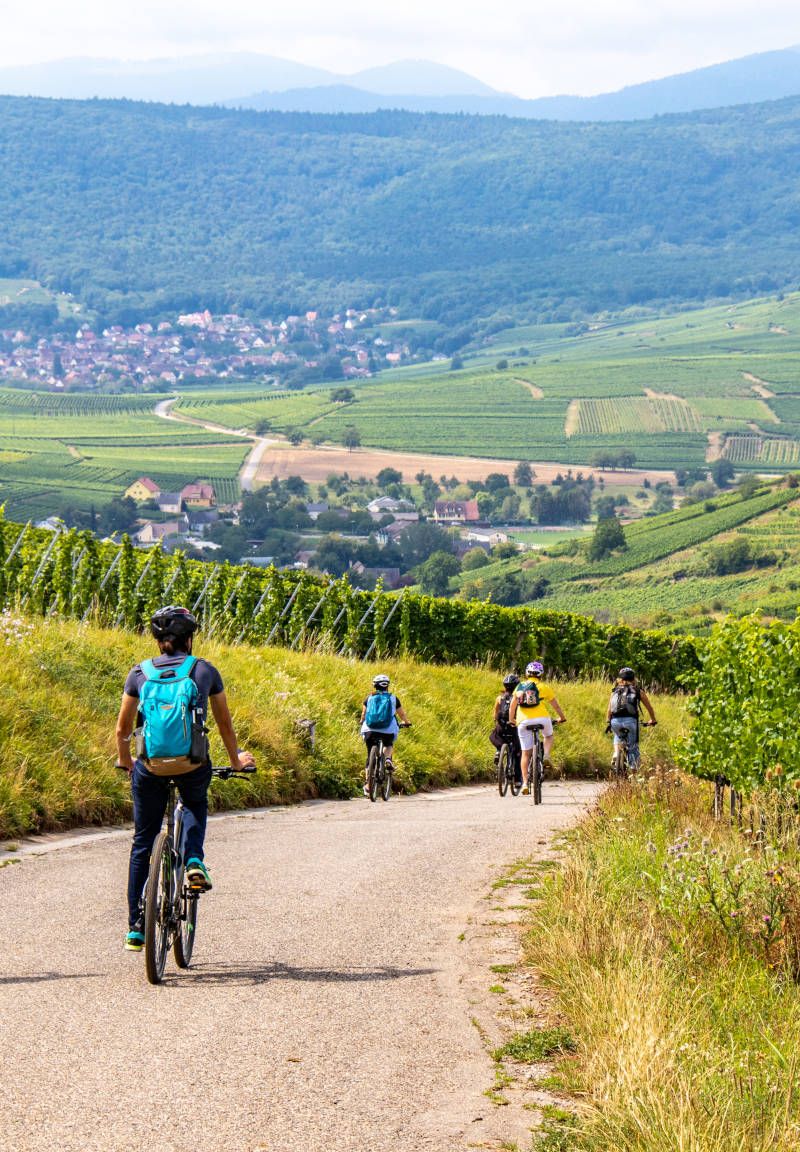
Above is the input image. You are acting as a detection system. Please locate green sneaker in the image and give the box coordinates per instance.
[185,857,213,892]
[125,930,145,952]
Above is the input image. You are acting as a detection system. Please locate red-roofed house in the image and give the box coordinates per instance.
[433,499,480,524]
[180,482,216,508]
[125,477,161,502]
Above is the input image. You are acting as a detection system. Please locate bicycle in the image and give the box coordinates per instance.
[131,764,255,984]
[366,722,411,803]
[524,720,564,805]
[497,730,522,797]
[608,720,655,781]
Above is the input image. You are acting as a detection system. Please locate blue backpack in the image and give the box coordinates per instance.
[139,656,200,763]
[365,691,394,729]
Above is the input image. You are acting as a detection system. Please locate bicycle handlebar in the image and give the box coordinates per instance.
[115,763,257,777]
[212,765,257,779]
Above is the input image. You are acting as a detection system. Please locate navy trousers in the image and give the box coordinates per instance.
[127,760,212,928]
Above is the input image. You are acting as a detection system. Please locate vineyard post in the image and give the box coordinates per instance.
[4,521,31,568]
[363,589,406,662]
[114,546,158,626]
[208,567,251,639]
[339,590,380,658]
[290,588,330,649]
[265,582,302,645]
[20,526,63,610]
[236,575,275,642]
[191,564,220,615]
[82,550,121,622]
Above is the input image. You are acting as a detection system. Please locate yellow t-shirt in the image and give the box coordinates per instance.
[515,679,555,721]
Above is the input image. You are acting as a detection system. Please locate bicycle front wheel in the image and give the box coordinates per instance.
[498,744,510,796]
[173,883,198,969]
[144,831,173,985]
[367,745,380,803]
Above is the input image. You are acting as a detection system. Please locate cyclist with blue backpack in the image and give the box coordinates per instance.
[115,605,254,952]
[360,673,410,796]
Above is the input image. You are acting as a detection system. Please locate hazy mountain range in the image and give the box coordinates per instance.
[0,46,799,119]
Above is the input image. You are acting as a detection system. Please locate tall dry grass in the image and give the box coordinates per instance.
[527,778,800,1150]
[0,615,685,838]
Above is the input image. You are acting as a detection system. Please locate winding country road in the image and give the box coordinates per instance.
[0,782,599,1152]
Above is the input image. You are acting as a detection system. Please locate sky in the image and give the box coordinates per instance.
[1,0,800,97]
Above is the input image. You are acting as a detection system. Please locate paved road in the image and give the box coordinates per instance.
[152,395,272,492]
[0,782,600,1152]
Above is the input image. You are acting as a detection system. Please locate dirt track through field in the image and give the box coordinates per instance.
[0,782,600,1152]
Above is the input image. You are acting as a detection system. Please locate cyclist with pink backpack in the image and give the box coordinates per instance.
[509,660,567,793]
[360,673,411,796]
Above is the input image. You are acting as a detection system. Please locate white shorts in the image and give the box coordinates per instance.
[517,718,552,750]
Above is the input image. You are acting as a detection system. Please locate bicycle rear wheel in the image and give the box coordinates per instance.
[381,759,392,802]
[173,881,198,969]
[367,745,380,803]
[510,747,522,797]
[498,744,511,796]
[144,831,173,985]
[533,746,543,805]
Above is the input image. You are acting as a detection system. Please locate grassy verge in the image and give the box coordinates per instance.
[0,615,685,838]
[525,775,800,1151]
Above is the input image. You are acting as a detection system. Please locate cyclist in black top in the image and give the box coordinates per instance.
[490,673,522,784]
[115,605,254,952]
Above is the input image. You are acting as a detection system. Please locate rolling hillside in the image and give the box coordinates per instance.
[458,479,800,629]
[2,95,800,325]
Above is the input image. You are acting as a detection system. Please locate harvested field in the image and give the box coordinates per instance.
[253,441,676,487]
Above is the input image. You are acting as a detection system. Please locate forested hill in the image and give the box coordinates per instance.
[3,94,800,326]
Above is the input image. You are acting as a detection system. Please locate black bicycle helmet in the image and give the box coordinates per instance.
[150,605,198,642]
[618,667,636,682]
[502,673,520,690]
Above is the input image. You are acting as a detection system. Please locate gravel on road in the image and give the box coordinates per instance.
[0,781,600,1152]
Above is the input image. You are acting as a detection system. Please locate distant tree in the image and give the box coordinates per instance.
[484,471,511,493]
[330,386,355,403]
[710,458,735,487]
[450,355,464,371]
[342,425,361,452]
[495,358,509,370]
[491,541,519,561]
[416,551,461,596]
[376,466,402,488]
[254,418,271,435]
[399,521,453,568]
[588,514,626,560]
[284,474,307,496]
[461,548,490,571]
[705,538,753,576]
[738,475,760,500]
[98,496,138,535]
[513,461,534,487]
[288,429,304,446]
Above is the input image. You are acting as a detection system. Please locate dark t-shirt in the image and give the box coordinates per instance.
[124,651,224,723]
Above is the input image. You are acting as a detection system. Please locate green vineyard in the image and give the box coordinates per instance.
[572,396,703,436]
[0,515,698,689]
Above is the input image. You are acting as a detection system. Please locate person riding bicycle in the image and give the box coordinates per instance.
[605,666,657,772]
[509,660,566,793]
[115,605,254,952]
[490,673,522,785]
[360,673,410,796]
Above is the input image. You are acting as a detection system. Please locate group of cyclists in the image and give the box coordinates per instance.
[116,603,658,952]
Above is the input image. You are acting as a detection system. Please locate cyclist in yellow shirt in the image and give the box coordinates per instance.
[509,660,567,792]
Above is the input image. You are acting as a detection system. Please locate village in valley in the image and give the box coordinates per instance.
[0,306,419,391]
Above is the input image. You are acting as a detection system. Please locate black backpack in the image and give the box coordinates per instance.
[610,684,640,719]
[517,681,541,708]
[497,694,513,726]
